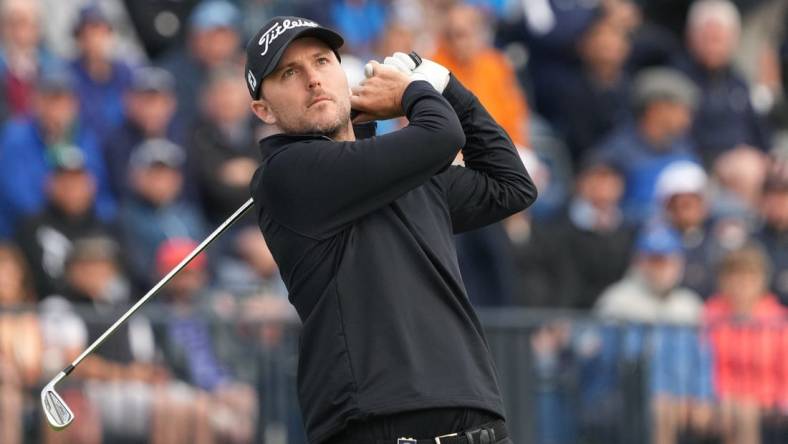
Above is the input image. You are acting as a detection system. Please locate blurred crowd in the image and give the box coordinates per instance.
[0,0,787,443]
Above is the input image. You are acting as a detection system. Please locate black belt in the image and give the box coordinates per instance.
[380,420,507,444]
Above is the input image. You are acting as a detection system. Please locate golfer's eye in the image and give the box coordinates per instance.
[317,57,329,65]
[282,68,296,79]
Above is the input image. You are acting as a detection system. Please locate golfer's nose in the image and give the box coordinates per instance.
[305,67,322,89]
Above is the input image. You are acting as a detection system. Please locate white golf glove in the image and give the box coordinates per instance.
[366,52,450,94]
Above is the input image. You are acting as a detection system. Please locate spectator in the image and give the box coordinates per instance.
[704,243,786,444]
[677,0,769,162]
[374,19,416,57]
[69,4,134,143]
[596,67,701,223]
[104,66,183,199]
[595,226,708,444]
[57,236,208,443]
[155,238,259,443]
[431,3,530,147]
[37,296,102,444]
[558,152,635,309]
[118,139,206,289]
[550,11,633,163]
[496,0,601,123]
[655,160,748,298]
[0,243,43,444]
[595,225,703,324]
[39,0,147,62]
[216,225,288,300]
[0,0,60,121]
[157,0,242,127]
[0,71,115,239]
[625,0,685,71]
[15,145,112,300]
[513,152,635,309]
[755,175,788,304]
[190,66,259,226]
[215,226,295,352]
[771,134,788,180]
[330,0,389,57]
[371,21,417,134]
[709,145,769,221]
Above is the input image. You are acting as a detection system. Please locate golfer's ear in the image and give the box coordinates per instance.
[251,99,277,125]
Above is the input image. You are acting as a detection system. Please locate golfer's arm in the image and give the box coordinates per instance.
[438,76,537,233]
[258,81,464,237]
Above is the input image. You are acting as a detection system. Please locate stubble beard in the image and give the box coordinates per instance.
[276,99,351,139]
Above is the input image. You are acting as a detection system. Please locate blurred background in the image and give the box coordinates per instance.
[0,0,787,443]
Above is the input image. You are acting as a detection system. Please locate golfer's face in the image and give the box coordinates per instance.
[259,37,350,136]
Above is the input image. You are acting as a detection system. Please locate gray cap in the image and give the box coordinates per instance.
[130,67,175,94]
[66,236,120,267]
[129,138,185,170]
[632,68,700,112]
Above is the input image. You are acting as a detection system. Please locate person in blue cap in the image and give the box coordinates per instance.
[593,225,709,444]
[595,224,702,324]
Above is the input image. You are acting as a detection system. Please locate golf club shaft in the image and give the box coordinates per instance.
[60,197,255,376]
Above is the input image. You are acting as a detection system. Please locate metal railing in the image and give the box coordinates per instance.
[3,305,788,443]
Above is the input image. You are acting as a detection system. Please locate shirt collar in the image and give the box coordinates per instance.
[258,121,377,160]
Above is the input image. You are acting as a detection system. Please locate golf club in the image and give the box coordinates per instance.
[41,197,255,430]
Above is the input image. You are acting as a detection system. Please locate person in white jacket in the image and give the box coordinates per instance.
[595,225,703,324]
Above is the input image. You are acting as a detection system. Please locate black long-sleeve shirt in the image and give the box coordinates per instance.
[250,77,537,443]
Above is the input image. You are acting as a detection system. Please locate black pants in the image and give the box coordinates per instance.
[324,408,513,444]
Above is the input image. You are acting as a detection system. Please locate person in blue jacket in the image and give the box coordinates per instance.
[69,4,134,143]
[596,67,701,224]
[0,70,115,238]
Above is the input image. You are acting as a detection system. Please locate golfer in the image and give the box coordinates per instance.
[245,16,535,444]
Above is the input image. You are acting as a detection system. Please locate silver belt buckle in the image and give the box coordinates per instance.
[434,432,458,444]
[397,438,417,444]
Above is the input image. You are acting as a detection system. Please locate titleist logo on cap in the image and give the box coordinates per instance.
[257,19,319,56]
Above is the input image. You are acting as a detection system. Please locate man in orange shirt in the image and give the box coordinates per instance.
[431,4,529,148]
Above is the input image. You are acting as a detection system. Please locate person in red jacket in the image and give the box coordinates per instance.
[703,243,787,444]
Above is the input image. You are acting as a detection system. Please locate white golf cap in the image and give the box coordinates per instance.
[655,160,708,201]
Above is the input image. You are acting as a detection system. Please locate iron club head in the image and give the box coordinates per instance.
[41,372,75,430]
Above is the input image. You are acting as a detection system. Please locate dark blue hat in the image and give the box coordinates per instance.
[244,16,343,99]
[73,4,111,35]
